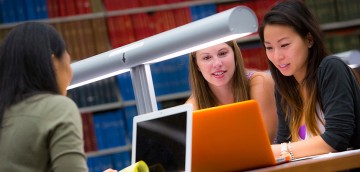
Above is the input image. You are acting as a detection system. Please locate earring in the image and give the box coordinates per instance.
[308,42,313,48]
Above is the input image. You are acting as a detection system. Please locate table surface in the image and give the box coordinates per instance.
[247,149,360,172]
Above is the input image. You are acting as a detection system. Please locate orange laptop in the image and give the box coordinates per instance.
[192,100,276,171]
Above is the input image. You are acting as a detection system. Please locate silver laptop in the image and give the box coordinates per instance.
[131,104,193,172]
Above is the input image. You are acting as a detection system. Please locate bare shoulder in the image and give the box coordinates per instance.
[185,96,198,111]
[249,71,274,86]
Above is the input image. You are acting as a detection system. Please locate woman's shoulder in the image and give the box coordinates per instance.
[320,56,348,69]
[249,70,274,86]
[185,96,198,111]
[30,94,77,107]
[8,94,80,124]
[24,94,79,115]
[318,56,353,76]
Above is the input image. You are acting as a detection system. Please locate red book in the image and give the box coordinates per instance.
[123,15,136,45]
[152,11,166,33]
[81,112,92,152]
[81,20,97,58]
[127,0,140,8]
[107,16,119,48]
[216,1,242,12]
[103,0,124,11]
[46,0,54,18]
[255,0,276,25]
[76,0,91,14]
[173,7,192,27]
[131,13,153,40]
[65,0,77,16]
[57,0,67,16]
[91,18,111,54]
[69,21,81,60]
[87,112,98,151]
[155,0,167,5]
[75,21,87,60]
[139,0,156,7]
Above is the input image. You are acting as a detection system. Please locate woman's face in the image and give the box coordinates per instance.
[263,24,312,82]
[195,43,235,88]
[53,51,73,95]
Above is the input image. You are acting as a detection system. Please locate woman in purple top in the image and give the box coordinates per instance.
[186,40,278,142]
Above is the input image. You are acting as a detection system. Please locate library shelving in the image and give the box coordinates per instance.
[1,0,359,171]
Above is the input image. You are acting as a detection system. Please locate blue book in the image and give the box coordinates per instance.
[204,4,217,18]
[23,0,36,20]
[107,77,120,103]
[112,151,131,170]
[116,72,135,101]
[113,110,127,146]
[151,56,190,96]
[15,0,26,21]
[92,113,105,150]
[0,0,4,23]
[39,0,48,19]
[150,62,164,96]
[92,156,113,172]
[101,112,114,149]
[91,80,103,105]
[101,155,114,170]
[190,5,200,21]
[34,0,47,19]
[102,111,126,148]
[177,55,190,93]
[87,157,96,172]
[6,0,17,23]
[122,106,138,142]
[190,4,217,21]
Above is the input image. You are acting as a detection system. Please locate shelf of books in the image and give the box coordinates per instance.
[1,0,359,171]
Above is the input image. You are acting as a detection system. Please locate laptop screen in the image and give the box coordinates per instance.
[132,104,192,172]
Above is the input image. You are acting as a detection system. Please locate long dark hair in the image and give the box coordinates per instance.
[0,22,66,126]
[258,0,329,140]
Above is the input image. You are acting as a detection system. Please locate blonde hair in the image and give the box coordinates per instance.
[188,40,250,110]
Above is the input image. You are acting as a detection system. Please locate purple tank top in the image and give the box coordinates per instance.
[246,71,255,80]
[299,125,306,140]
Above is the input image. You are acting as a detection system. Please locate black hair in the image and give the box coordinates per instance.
[0,22,66,125]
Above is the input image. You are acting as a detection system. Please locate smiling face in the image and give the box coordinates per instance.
[263,24,312,82]
[195,43,235,88]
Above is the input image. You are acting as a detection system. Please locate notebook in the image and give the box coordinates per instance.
[132,104,193,172]
[192,100,277,171]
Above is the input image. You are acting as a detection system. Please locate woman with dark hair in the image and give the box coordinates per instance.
[186,40,278,142]
[0,22,88,171]
[259,0,360,160]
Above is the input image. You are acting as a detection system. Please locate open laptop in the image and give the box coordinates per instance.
[132,104,193,172]
[192,100,277,171]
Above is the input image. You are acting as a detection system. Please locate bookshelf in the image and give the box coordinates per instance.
[238,18,360,43]
[0,0,239,29]
[78,91,190,114]
[1,0,359,171]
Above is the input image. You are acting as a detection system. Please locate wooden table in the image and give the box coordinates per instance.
[248,149,360,172]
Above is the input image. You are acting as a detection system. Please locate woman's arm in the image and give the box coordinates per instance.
[271,136,335,158]
[249,72,278,143]
[317,57,358,151]
[48,96,88,172]
[272,57,358,159]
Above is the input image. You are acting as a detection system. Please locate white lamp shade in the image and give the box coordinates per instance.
[69,6,258,89]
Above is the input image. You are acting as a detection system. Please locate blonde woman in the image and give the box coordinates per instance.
[186,40,278,142]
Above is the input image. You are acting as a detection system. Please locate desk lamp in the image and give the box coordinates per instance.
[68,6,258,114]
